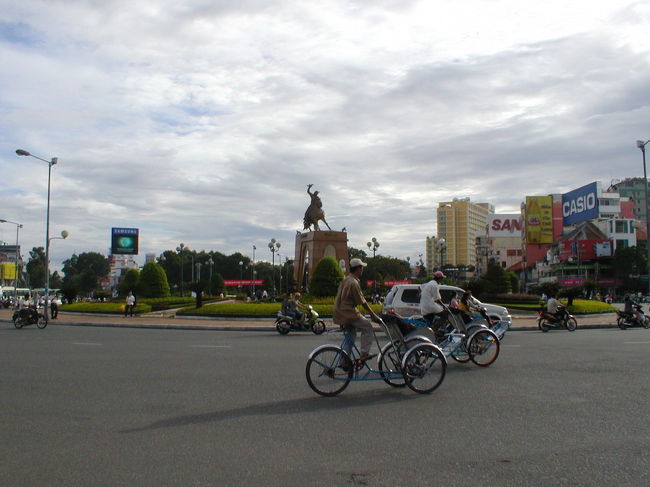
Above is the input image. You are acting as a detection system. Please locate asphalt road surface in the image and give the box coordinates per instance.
[1,325,648,486]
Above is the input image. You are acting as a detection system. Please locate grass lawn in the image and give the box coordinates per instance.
[177,300,383,317]
[502,299,616,314]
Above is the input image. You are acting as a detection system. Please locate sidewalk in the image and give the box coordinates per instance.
[0,308,621,331]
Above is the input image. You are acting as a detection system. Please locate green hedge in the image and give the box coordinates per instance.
[500,298,617,314]
[59,302,152,314]
[481,293,540,304]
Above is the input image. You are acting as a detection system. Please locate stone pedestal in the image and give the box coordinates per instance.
[294,231,349,291]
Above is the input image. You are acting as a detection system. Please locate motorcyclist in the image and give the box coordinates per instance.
[282,292,308,328]
[546,293,565,321]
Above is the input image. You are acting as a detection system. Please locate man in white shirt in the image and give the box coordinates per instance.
[419,271,450,340]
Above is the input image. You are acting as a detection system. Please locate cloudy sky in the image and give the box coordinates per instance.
[1,0,649,271]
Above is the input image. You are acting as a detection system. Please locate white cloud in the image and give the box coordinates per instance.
[1,0,649,272]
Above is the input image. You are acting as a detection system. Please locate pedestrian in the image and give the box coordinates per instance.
[50,295,60,319]
[124,291,136,317]
[333,257,381,368]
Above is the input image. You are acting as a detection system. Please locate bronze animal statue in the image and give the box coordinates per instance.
[303,184,332,231]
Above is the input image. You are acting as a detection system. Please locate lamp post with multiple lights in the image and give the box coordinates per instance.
[176,243,186,296]
[636,139,650,296]
[16,149,58,319]
[268,239,281,297]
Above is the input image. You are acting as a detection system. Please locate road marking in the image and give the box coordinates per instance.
[72,342,103,346]
[623,341,650,344]
[191,345,232,349]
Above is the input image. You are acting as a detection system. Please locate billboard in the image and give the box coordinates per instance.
[562,182,599,225]
[488,214,523,238]
[111,228,139,255]
[525,196,553,244]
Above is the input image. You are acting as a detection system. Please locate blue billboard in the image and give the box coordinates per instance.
[111,227,139,255]
[562,182,599,226]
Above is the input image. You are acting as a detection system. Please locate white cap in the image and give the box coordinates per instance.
[349,258,367,268]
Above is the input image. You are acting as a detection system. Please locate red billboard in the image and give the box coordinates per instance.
[224,280,264,286]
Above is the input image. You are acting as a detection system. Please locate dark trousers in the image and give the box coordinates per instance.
[124,304,135,317]
[50,304,58,319]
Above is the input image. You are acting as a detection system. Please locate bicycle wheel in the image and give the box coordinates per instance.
[378,341,407,387]
[311,320,326,335]
[538,319,549,332]
[468,330,500,367]
[306,346,353,396]
[566,317,577,332]
[403,343,446,394]
[37,314,48,329]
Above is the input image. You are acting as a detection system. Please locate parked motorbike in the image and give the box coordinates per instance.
[537,307,577,332]
[13,307,47,329]
[275,305,326,335]
[616,304,650,330]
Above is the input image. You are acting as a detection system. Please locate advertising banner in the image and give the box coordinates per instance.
[488,214,523,238]
[0,263,16,279]
[525,196,553,244]
[224,280,264,286]
[562,182,599,225]
[111,228,139,255]
[559,239,610,261]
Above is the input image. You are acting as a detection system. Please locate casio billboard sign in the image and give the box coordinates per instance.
[562,182,598,225]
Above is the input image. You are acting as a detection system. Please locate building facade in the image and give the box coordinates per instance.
[436,198,494,268]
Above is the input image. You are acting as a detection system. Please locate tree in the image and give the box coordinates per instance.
[211,272,225,296]
[309,257,344,297]
[138,262,171,298]
[613,246,646,279]
[26,247,46,288]
[119,268,140,296]
[482,263,512,294]
[62,252,110,295]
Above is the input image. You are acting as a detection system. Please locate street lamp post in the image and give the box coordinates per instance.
[636,139,650,296]
[367,237,380,294]
[176,243,186,296]
[436,238,446,271]
[47,230,69,312]
[0,219,22,306]
[239,260,243,291]
[251,245,256,298]
[16,149,58,320]
[195,261,202,283]
[268,239,281,297]
[206,258,214,295]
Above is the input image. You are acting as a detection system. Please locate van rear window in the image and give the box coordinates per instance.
[401,289,420,304]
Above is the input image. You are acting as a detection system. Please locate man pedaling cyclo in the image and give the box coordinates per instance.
[333,258,381,368]
[419,270,467,341]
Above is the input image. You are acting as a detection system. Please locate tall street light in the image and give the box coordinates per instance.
[16,149,58,319]
[636,139,650,296]
[206,258,214,295]
[436,238,446,271]
[367,237,380,294]
[0,219,23,306]
[239,260,244,291]
[268,239,280,297]
[251,245,256,297]
[176,243,186,296]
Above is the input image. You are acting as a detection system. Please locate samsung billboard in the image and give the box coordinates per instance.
[562,182,599,226]
[111,227,139,255]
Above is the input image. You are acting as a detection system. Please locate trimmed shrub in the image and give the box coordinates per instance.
[309,257,344,297]
[138,262,171,298]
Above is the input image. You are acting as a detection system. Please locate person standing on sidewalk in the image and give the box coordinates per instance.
[333,257,381,363]
[124,292,136,317]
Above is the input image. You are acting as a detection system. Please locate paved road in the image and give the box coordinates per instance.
[1,325,648,486]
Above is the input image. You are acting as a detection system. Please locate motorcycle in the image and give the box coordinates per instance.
[13,306,47,329]
[275,305,326,335]
[537,307,577,332]
[616,304,650,330]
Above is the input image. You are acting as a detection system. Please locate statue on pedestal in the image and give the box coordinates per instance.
[303,184,332,231]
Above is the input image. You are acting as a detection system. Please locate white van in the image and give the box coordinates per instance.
[382,284,512,329]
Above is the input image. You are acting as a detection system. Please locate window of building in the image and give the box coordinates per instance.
[615,220,629,233]
[616,239,629,249]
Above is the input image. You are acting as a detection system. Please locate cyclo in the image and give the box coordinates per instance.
[305,315,447,396]
[397,308,501,368]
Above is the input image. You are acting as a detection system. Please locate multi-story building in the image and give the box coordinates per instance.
[436,198,494,269]
[609,178,650,222]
